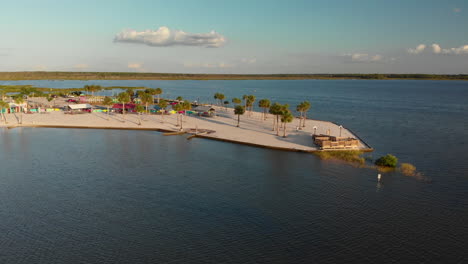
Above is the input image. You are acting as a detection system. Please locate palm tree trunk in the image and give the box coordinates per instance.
[138,113,141,125]
[122,103,125,122]
[157,95,160,104]
[283,123,287,138]
[237,114,240,127]
[107,107,110,120]
[276,115,280,136]
[179,114,183,130]
[272,116,275,131]
[302,112,307,127]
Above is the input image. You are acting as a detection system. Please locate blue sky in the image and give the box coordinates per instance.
[1,0,467,73]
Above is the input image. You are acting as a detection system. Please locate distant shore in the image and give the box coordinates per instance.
[1,72,467,81]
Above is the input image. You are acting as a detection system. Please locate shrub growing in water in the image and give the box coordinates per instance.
[400,163,416,176]
[375,154,398,168]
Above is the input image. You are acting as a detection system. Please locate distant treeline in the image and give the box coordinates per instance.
[0,72,467,81]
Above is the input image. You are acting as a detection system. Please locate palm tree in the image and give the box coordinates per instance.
[117,92,131,122]
[301,101,311,127]
[258,99,271,120]
[159,99,168,123]
[14,96,24,124]
[172,103,182,127]
[214,93,225,106]
[234,105,245,127]
[102,96,114,120]
[139,92,153,114]
[176,96,183,102]
[0,100,9,123]
[232,98,241,105]
[155,88,163,103]
[135,105,145,125]
[281,111,294,138]
[269,102,282,134]
[246,95,256,116]
[223,100,229,110]
[296,102,305,128]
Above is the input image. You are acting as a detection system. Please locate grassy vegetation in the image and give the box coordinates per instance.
[314,150,365,165]
[0,72,468,81]
[399,163,417,176]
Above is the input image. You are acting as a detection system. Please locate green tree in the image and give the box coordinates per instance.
[176,96,183,101]
[301,101,311,127]
[135,105,145,125]
[154,87,163,103]
[13,96,24,124]
[159,99,168,123]
[232,98,241,105]
[172,103,182,128]
[223,100,229,110]
[117,92,131,122]
[269,103,282,135]
[375,154,398,168]
[280,111,294,138]
[214,93,225,106]
[102,96,114,120]
[234,105,245,127]
[139,92,153,114]
[246,95,256,115]
[0,100,9,123]
[258,99,271,120]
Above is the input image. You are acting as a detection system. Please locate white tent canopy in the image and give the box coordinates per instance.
[68,104,92,110]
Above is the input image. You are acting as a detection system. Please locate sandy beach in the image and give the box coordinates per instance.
[0,100,371,152]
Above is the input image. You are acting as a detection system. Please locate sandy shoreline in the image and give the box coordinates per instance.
[0,105,372,153]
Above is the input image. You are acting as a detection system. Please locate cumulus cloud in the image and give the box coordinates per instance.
[440,45,468,55]
[432,44,442,54]
[409,43,468,55]
[114,26,226,48]
[408,44,426,54]
[183,62,234,68]
[343,53,386,63]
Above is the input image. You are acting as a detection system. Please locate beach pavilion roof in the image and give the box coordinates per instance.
[68,104,92,110]
[193,105,215,112]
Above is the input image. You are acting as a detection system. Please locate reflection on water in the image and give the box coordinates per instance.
[1,79,468,263]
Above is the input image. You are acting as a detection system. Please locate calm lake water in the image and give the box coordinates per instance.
[1,80,467,263]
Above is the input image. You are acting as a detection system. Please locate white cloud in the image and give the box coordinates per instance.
[408,44,426,54]
[432,44,442,54]
[454,8,461,13]
[410,43,468,55]
[128,63,143,69]
[183,62,234,68]
[441,45,468,55]
[344,53,385,63]
[114,26,226,48]
[73,64,89,69]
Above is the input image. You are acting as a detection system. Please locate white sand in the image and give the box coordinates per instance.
[0,104,371,152]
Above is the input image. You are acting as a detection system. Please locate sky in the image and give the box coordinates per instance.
[0,0,467,74]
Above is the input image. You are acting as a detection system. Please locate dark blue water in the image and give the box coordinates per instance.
[1,80,467,263]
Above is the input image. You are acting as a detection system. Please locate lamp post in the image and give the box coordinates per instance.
[339,125,343,137]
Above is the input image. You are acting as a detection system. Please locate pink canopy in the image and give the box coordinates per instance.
[112,103,136,109]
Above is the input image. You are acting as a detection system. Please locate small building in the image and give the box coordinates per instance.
[312,134,359,150]
[66,104,92,113]
[193,105,216,117]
